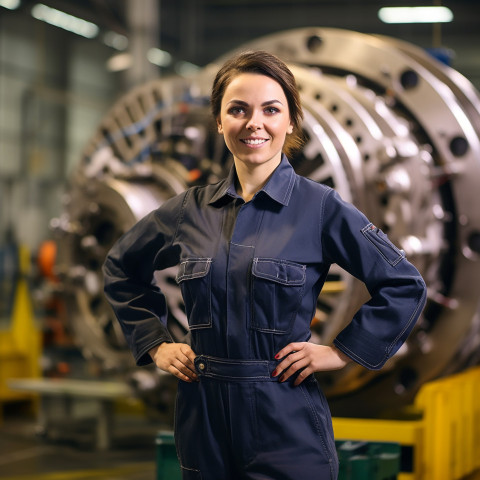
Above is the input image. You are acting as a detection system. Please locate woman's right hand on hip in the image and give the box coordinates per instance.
[149,342,198,382]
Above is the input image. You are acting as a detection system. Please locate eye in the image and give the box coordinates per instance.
[228,106,246,115]
[264,106,280,115]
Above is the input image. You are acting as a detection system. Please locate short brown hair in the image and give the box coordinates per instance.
[211,50,304,157]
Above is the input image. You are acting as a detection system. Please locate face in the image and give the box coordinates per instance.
[217,73,293,171]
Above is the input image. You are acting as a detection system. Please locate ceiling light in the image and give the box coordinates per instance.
[175,61,200,78]
[103,31,129,51]
[378,6,454,24]
[31,3,99,38]
[147,48,172,67]
[0,0,20,9]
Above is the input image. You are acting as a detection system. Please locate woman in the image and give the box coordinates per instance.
[103,51,427,479]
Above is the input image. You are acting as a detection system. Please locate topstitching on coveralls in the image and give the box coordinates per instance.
[103,155,427,479]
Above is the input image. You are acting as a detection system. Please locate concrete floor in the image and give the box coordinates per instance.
[0,404,162,480]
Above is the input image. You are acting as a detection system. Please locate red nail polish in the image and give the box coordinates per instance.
[274,354,279,359]
[272,369,277,377]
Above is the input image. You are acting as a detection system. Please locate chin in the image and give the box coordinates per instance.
[237,151,281,165]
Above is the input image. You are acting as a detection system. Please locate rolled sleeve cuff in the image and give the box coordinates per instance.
[333,325,391,370]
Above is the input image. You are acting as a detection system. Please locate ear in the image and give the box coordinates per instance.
[217,118,223,134]
[287,123,294,135]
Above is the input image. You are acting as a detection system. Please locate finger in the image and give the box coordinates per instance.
[293,367,312,386]
[275,342,303,361]
[272,350,304,377]
[278,357,309,382]
[172,361,198,381]
[169,364,195,383]
[178,350,197,372]
[180,344,197,364]
[172,358,198,380]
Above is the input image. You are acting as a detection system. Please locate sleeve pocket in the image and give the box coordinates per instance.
[361,223,405,266]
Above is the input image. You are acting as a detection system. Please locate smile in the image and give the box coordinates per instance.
[241,138,268,145]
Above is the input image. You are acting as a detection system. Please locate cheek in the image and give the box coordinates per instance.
[270,119,291,138]
[219,123,237,148]
[221,119,240,137]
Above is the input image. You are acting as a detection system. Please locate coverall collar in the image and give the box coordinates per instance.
[208,154,295,207]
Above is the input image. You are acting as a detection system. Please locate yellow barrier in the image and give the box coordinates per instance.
[415,367,480,480]
[0,246,41,420]
[333,366,480,480]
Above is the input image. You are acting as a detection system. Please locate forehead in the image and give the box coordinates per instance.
[222,73,286,102]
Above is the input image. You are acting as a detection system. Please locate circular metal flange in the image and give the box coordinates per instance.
[54,28,480,416]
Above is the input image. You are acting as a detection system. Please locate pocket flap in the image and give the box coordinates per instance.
[361,223,405,266]
[252,258,306,286]
[176,258,212,283]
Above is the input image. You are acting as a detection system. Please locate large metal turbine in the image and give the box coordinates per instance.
[53,28,480,417]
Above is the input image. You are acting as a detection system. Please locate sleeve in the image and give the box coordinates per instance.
[321,189,427,370]
[102,191,189,366]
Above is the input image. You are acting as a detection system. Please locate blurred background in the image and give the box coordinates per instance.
[1,1,480,479]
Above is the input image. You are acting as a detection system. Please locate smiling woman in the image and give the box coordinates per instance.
[211,50,304,158]
[103,50,426,479]
[210,51,304,202]
[216,73,294,201]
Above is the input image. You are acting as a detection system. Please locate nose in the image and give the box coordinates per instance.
[246,113,261,131]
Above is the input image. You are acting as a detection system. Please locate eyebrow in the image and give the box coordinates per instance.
[226,99,284,107]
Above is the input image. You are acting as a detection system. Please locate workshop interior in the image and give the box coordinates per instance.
[1,1,480,479]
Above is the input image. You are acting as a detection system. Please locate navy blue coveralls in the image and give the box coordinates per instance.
[103,155,427,479]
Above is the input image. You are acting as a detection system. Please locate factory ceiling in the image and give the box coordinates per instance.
[6,0,480,87]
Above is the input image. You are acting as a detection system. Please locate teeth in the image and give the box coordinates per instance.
[243,139,266,145]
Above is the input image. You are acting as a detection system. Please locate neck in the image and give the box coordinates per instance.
[234,156,281,202]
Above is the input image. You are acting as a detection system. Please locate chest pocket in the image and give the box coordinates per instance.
[251,258,306,334]
[176,258,212,329]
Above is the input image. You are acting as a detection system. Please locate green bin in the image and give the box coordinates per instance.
[336,440,401,480]
[156,430,182,480]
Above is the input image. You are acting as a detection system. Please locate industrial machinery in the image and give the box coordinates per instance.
[52,28,480,417]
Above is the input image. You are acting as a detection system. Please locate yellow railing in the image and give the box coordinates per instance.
[333,366,480,480]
